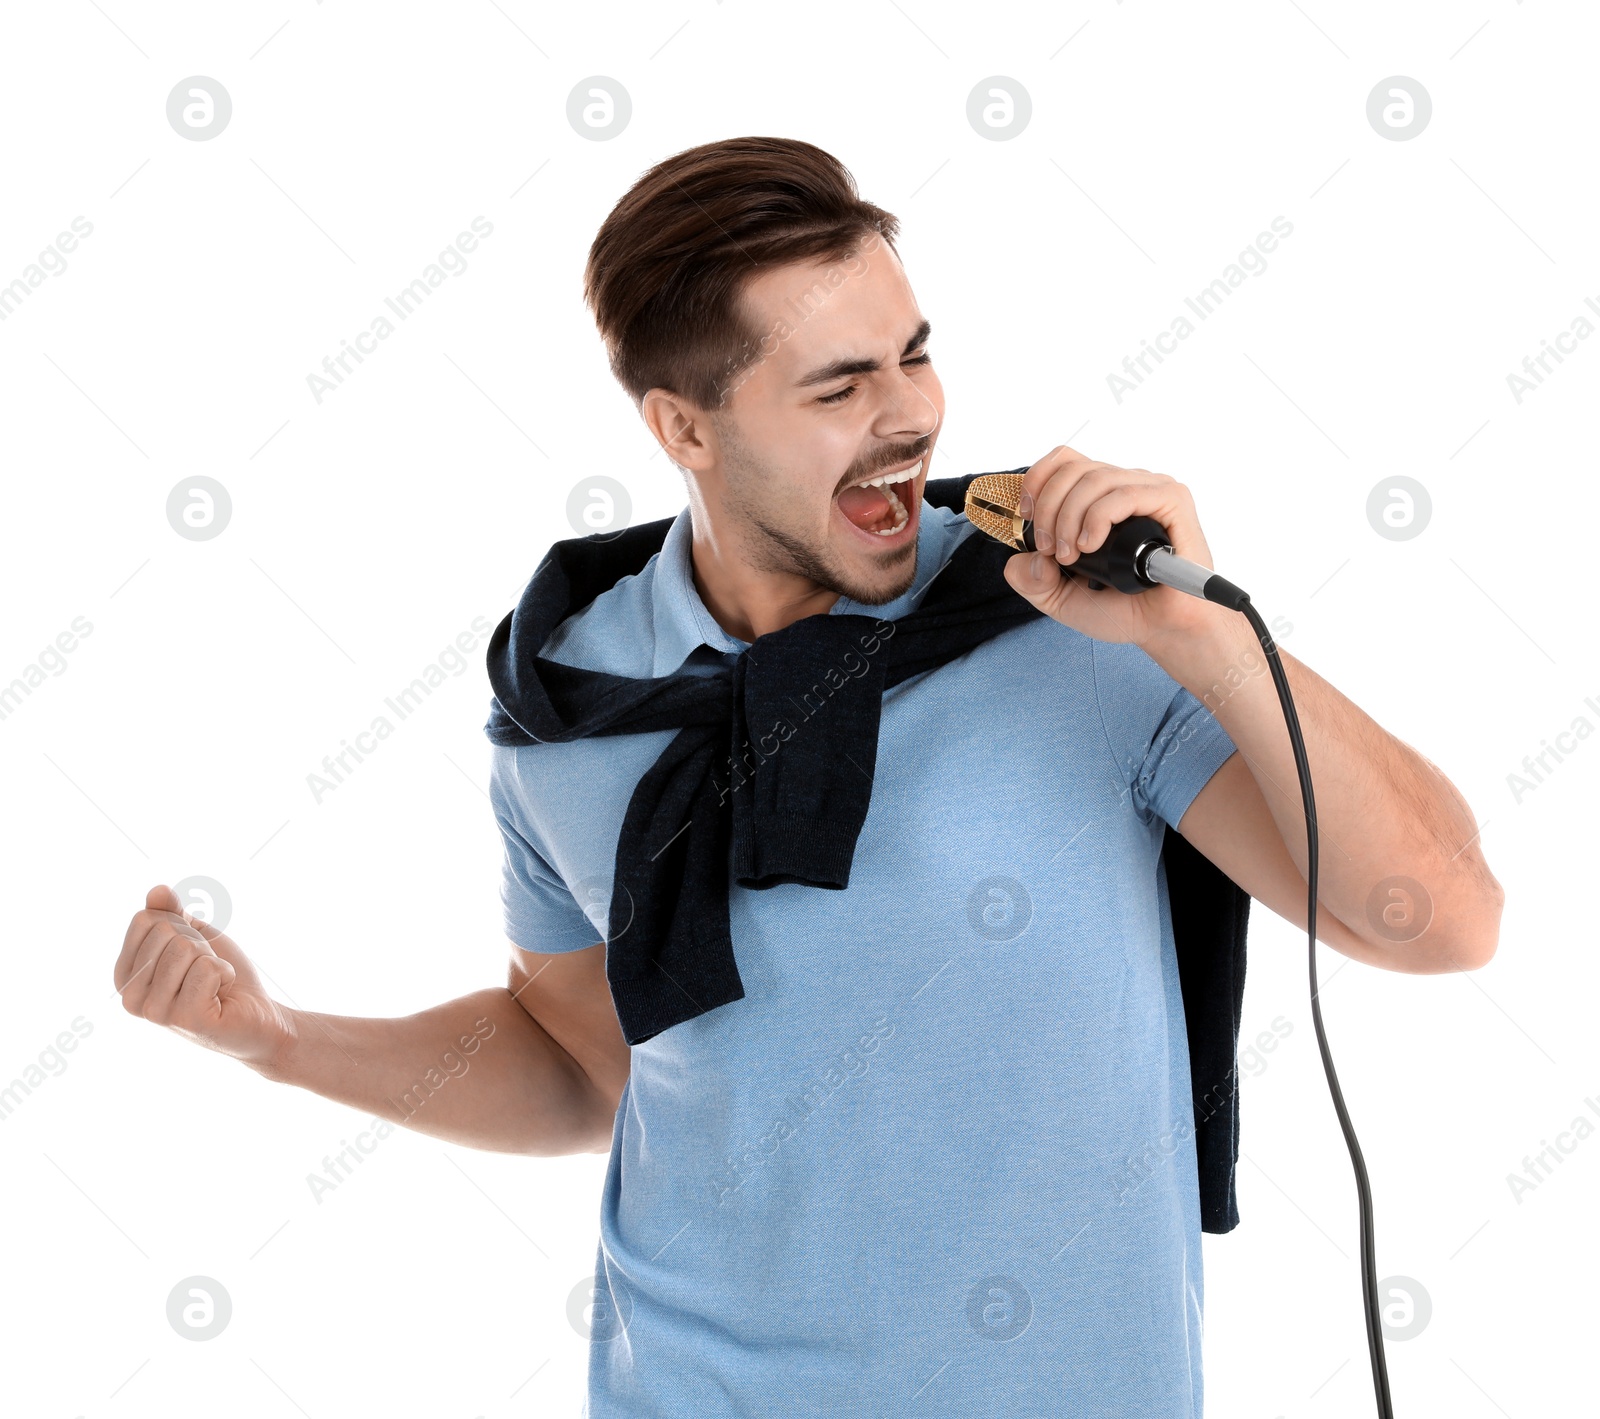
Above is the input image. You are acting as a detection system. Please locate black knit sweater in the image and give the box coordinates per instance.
[483,471,1250,1233]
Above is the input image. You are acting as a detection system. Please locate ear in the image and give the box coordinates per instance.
[641,388,715,474]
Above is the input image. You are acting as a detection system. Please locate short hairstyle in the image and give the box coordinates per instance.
[583,136,900,412]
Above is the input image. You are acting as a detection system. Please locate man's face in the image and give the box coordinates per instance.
[703,236,944,606]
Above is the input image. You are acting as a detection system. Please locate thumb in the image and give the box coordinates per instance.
[1003,550,1077,620]
[146,882,225,944]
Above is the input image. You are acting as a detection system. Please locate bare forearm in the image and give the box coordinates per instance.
[1149,604,1502,963]
[248,987,608,1155]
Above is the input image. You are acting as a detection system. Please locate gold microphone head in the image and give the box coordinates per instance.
[963,472,1029,550]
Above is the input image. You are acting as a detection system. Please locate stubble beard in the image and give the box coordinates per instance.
[721,445,918,607]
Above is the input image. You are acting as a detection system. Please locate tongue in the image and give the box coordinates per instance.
[838,484,893,531]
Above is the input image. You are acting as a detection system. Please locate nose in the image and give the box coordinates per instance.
[874,364,940,443]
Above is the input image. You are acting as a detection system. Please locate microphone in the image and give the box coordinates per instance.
[963,472,1250,611]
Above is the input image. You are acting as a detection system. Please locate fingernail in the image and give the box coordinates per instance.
[1034,528,1053,552]
[1030,552,1048,580]
[1018,490,1034,518]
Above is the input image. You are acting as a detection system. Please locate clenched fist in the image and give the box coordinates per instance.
[115,885,293,1070]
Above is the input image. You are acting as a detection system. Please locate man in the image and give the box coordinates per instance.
[115,136,1502,1415]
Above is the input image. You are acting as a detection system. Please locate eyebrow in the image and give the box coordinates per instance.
[794,319,932,389]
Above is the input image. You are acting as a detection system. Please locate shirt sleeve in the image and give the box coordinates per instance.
[488,745,607,955]
[1090,639,1238,831]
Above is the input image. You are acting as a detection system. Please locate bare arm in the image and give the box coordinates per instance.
[1179,753,1476,974]
[115,885,616,1157]
[507,939,631,1138]
[1156,614,1503,971]
[251,985,607,1156]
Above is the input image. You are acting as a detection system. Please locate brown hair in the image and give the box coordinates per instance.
[583,136,900,412]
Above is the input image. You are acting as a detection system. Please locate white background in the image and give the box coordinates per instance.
[1,1,1594,1415]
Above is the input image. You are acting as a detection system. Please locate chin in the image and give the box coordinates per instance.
[835,542,918,607]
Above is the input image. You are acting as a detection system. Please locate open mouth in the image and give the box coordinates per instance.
[835,457,925,544]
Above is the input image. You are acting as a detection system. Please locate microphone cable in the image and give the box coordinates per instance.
[1232,593,1394,1418]
[965,480,1395,1416]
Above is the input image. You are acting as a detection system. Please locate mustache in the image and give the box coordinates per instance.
[833,440,933,496]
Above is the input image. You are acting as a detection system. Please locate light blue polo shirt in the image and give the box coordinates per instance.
[488,496,1240,1417]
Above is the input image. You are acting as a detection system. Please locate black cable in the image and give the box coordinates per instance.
[1234,596,1394,1417]
[977,490,1399,1408]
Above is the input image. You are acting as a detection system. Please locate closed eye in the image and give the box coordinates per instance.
[817,351,932,406]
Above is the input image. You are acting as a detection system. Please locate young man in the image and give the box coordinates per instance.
[116,137,1502,1415]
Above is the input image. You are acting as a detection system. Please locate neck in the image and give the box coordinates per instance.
[684,490,839,644]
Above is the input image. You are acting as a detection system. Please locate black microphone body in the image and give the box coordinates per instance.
[1018,511,1252,612]
[1019,513,1168,594]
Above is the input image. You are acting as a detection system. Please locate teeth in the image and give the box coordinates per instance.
[871,481,909,535]
[855,457,923,490]
[839,456,919,537]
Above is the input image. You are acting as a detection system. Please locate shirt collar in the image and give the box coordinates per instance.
[650,509,746,676]
[650,500,971,678]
